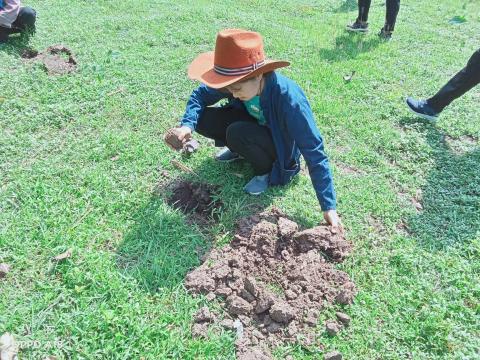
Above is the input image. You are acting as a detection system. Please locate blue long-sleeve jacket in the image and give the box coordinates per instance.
[180,71,337,211]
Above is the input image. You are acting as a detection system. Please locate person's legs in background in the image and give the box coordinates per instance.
[380,0,400,39]
[358,0,372,23]
[346,0,371,32]
[407,48,480,120]
[427,48,480,113]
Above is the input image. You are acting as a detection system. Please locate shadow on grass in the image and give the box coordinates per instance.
[399,117,480,250]
[0,31,35,57]
[332,0,358,13]
[115,153,297,292]
[318,32,382,62]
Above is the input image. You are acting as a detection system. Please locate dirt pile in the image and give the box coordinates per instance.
[166,180,222,221]
[185,208,355,359]
[22,45,77,75]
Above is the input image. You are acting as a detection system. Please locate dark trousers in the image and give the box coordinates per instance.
[427,48,480,113]
[0,7,36,40]
[358,0,400,31]
[196,106,277,176]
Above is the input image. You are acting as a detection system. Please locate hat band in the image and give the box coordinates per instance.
[214,60,266,76]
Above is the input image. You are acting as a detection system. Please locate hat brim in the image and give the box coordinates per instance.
[188,51,290,89]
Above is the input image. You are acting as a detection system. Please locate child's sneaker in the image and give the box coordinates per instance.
[215,147,242,162]
[346,20,368,33]
[406,97,439,121]
[244,174,269,195]
[378,27,393,41]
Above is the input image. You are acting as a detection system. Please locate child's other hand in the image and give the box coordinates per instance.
[323,210,343,234]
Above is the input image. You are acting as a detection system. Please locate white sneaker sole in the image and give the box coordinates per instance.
[244,190,264,196]
[346,27,368,33]
[215,157,242,163]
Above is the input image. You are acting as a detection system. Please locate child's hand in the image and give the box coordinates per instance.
[323,210,343,233]
[164,126,192,150]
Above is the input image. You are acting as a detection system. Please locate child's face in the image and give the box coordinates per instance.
[226,75,263,101]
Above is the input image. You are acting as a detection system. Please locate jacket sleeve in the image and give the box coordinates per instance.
[280,87,337,211]
[180,84,228,131]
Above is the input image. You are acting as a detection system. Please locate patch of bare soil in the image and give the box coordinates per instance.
[22,44,77,75]
[336,162,364,176]
[444,135,478,155]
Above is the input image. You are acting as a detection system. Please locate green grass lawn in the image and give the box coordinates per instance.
[1,0,479,358]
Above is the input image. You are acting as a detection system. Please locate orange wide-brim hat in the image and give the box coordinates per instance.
[188,29,290,89]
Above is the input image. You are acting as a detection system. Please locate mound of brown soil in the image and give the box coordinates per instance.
[185,208,355,359]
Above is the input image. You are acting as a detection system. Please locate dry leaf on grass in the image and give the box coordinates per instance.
[170,159,197,175]
[343,70,356,82]
[160,170,170,178]
[53,249,72,262]
[106,87,126,96]
[0,263,10,279]
[0,333,18,360]
[324,351,343,360]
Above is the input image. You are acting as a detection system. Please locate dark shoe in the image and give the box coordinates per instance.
[406,97,439,121]
[378,27,393,41]
[215,147,242,163]
[346,20,368,33]
[244,174,269,195]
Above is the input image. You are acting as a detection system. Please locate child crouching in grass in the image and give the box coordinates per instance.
[167,29,342,229]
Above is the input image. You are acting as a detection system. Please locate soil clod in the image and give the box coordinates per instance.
[164,128,200,154]
[194,306,215,323]
[325,321,342,336]
[0,263,10,279]
[324,350,343,360]
[336,312,351,326]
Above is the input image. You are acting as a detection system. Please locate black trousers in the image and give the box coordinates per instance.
[0,7,36,39]
[195,106,277,176]
[427,48,480,113]
[358,0,400,31]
